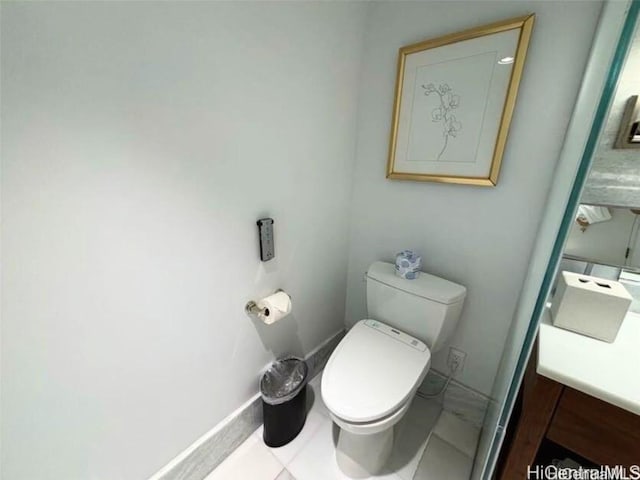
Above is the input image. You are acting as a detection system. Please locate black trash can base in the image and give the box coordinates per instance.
[262,386,307,447]
[260,357,309,448]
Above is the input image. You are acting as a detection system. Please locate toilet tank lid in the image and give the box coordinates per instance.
[366,261,466,305]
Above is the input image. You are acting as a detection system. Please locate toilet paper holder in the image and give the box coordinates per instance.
[245,289,288,316]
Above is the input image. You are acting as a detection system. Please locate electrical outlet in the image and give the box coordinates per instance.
[447,347,466,374]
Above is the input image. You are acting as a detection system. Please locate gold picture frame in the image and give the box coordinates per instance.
[386,15,535,186]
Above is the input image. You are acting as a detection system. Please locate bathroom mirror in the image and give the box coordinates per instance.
[560,17,640,272]
[579,17,640,210]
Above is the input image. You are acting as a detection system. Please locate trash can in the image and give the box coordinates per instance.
[260,357,308,447]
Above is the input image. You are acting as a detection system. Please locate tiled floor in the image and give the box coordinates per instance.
[205,372,479,480]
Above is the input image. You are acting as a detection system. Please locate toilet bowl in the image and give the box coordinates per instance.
[321,320,431,478]
[321,261,466,478]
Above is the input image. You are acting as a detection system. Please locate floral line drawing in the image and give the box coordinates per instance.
[422,83,462,160]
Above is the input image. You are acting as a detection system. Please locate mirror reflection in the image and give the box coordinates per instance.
[564,204,640,269]
[560,16,640,288]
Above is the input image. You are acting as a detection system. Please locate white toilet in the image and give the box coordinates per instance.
[321,261,466,478]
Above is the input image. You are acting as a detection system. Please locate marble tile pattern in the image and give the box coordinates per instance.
[415,435,474,480]
[155,396,263,480]
[204,434,284,480]
[419,370,490,429]
[582,168,640,208]
[581,30,640,209]
[154,329,485,480]
[154,330,345,480]
[275,470,297,480]
[432,411,481,459]
[413,410,480,480]
[205,371,481,480]
[206,372,446,480]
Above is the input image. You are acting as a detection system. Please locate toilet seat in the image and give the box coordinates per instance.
[321,319,431,425]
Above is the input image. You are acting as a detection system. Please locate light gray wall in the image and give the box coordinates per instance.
[0,3,366,479]
[583,25,640,208]
[345,1,603,396]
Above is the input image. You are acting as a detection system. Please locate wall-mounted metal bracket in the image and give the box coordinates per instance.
[245,289,287,317]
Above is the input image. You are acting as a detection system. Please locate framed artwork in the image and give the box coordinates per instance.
[386,15,535,186]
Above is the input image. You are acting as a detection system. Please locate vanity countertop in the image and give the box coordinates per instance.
[538,308,640,415]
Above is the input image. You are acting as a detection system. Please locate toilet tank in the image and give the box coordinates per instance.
[365,261,466,352]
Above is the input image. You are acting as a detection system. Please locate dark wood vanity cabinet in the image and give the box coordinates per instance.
[497,348,640,478]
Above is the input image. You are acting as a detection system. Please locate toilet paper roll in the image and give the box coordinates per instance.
[257,291,292,325]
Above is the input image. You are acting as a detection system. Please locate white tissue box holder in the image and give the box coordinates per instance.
[550,271,632,343]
